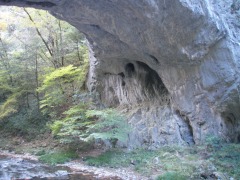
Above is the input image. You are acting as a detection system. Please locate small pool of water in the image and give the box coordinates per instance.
[0,155,103,180]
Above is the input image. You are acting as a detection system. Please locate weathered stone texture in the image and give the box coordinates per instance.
[1,0,240,147]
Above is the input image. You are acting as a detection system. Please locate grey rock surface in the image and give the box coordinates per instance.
[1,0,240,146]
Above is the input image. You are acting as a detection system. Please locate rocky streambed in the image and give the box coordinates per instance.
[0,155,70,180]
[0,151,146,180]
[0,155,109,180]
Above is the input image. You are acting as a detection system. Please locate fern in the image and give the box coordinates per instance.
[50,120,64,135]
[38,59,89,118]
[38,65,81,92]
[49,104,91,142]
[85,109,129,143]
[50,106,129,147]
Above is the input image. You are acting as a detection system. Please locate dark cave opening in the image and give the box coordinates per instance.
[136,61,168,96]
[175,110,195,145]
[221,112,240,143]
[125,63,135,78]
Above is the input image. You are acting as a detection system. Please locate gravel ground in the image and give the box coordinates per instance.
[64,160,149,180]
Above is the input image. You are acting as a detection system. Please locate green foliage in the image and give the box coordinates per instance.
[39,150,78,165]
[50,106,129,148]
[0,7,90,144]
[85,151,115,167]
[39,65,81,91]
[156,172,187,180]
[84,146,202,178]
[210,143,240,179]
[0,84,12,97]
[0,71,13,101]
[35,149,46,156]
[205,135,224,151]
[50,103,90,143]
[50,120,64,136]
[38,56,89,118]
[0,7,94,156]
[205,135,223,145]
[1,101,48,138]
[85,109,129,143]
[85,149,161,173]
[75,51,89,90]
[85,144,240,179]
[0,91,23,120]
[39,89,65,115]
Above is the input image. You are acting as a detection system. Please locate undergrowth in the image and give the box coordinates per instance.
[85,149,156,170]
[85,147,200,177]
[0,103,48,140]
[209,143,240,178]
[39,150,78,165]
[156,172,187,180]
[50,106,129,149]
[85,143,240,179]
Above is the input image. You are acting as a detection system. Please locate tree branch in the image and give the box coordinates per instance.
[23,8,53,57]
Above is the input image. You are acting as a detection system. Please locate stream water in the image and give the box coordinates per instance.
[0,155,117,180]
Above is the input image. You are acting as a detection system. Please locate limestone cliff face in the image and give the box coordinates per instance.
[2,0,240,147]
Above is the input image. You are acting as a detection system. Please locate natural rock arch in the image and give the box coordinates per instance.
[1,0,240,146]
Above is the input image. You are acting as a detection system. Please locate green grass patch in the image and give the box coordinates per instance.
[156,172,187,180]
[85,144,240,179]
[45,142,239,179]
[85,149,156,170]
[84,147,201,177]
[39,151,78,165]
[35,149,46,156]
[209,143,240,179]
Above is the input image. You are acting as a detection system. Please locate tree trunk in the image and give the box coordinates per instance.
[35,53,40,111]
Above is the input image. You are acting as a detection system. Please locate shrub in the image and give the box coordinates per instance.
[1,102,48,139]
[205,135,224,151]
[85,109,129,145]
